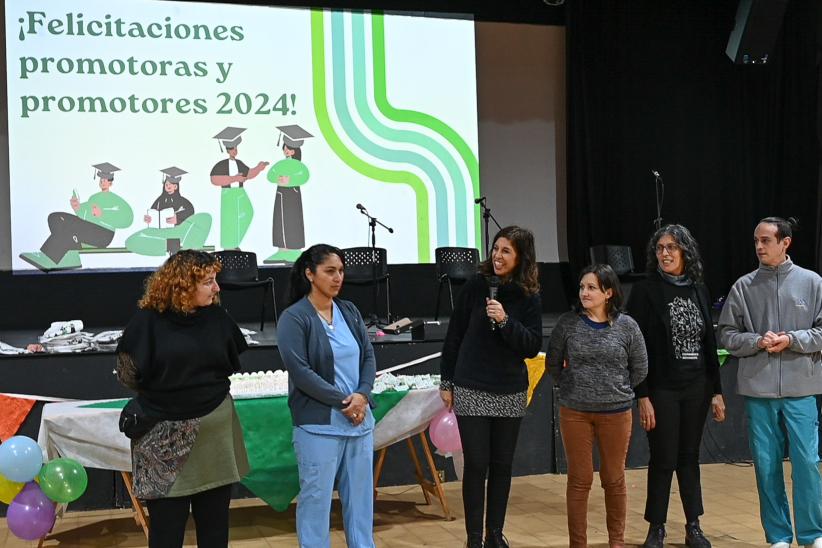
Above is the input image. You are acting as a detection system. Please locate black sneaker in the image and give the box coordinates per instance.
[642,523,666,548]
[484,529,510,548]
[685,520,711,548]
[466,532,484,548]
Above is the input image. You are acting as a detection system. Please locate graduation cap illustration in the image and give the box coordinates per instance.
[92,162,121,180]
[277,125,313,148]
[213,127,246,152]
[161,166,187,185]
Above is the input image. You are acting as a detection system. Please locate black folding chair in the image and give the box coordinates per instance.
[214,250,277,330]
[433,247,479,320]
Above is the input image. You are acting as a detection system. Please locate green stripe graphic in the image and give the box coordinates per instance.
[371,13,482,250]
[349,13,470,246]
[330,12,449,246]
[311,10,431,261]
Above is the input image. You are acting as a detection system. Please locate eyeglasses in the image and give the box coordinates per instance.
[655,243,680,255]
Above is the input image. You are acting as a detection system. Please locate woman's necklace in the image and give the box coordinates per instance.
[309,296,334,330]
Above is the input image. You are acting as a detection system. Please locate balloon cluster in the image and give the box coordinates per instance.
[428,407,462,454]
[0,436,88,541]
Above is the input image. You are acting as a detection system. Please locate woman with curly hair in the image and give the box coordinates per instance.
[440,226,543,548]
[116,250,249,548]
[626,224,725,548]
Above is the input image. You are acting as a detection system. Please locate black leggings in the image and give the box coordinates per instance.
[644,376,712,524]
[456,415,523,536]
[145,484,233,548]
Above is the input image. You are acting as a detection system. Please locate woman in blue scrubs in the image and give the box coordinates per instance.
[277,244,376,548]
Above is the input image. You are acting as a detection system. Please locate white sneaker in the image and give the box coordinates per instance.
[803,537,822,548]
[771,543,790,548]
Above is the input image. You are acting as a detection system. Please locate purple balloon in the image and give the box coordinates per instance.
[429,409,462,454]
[7,482,56,541]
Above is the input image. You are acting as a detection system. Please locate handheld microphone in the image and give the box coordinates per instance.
[474,196,487,204]
[356,203,366,211]
[488,275,501,329]
[651,170,661,178]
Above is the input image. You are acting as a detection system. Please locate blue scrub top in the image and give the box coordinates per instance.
[300,301,374,436]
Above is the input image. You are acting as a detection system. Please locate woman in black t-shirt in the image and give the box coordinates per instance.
[626,225,726,548]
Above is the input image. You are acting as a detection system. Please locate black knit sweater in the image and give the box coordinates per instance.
[441,274,543,393]
[117,305,248,420]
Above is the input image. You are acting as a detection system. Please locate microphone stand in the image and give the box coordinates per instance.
[358,206,394,327]
[476,197,502,259]
[653,171,664,231]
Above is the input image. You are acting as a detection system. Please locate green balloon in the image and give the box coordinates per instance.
[266,158,310,187]
[38,458,88,503]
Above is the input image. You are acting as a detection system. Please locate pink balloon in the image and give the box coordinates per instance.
[428,405,450,443]
[7,482,56,541]
[429,409,462,453]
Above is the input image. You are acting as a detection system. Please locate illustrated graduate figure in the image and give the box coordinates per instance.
[125,167,213,256]
[265,124,313,264]
[209,127,268,250]
[20,162,134,271]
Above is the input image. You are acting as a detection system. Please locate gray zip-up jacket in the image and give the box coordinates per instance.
[718,257,822,398]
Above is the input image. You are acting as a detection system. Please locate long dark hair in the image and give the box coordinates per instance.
[287,244,345,305]
[574,263,624,322]
[644,224,704,283]
[478,225,540,296]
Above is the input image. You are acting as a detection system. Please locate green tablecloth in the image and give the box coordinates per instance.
[82,392,408,510]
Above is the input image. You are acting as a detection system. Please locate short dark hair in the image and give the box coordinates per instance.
[287,244,345,305]
[575,263,624,321]
[759,216,798,241]
[644,224,704,282]
[478,225,540,295]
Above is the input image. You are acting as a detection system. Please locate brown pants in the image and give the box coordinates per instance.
[559,406,633,548]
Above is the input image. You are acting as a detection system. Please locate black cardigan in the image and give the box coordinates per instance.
[625,272,722,398]
[441,274,543,393]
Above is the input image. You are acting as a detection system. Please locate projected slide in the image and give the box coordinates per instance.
[5,0,479,271]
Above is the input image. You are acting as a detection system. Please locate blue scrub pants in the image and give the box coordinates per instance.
[292,428,376,548]
[745,396,822,546]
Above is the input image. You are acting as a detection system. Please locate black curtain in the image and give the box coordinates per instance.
[567,0,820,298]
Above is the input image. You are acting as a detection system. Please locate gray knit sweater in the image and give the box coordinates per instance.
[547,312,648,412]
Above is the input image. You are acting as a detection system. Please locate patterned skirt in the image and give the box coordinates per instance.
[131,396,249,500]
[453,385,527,418]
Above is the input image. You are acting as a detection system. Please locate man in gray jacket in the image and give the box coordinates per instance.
[718,217,822,548]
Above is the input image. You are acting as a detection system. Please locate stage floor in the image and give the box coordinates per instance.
[0,462,770,547]
[0,314,564,351]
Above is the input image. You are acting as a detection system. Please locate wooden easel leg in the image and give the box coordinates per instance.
[120,471,150,538]
[373,447,388,500]
[416,433,452,520]
[405,437,432,505]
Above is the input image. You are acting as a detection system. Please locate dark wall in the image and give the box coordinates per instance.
[566,0,820,298]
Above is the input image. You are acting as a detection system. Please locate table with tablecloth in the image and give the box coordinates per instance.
[37,388,444,512]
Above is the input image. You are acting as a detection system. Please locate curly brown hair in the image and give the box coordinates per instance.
[139,250,222,314]
[478,226,540,296]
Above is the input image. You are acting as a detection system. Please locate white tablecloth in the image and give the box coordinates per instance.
[37,389,445,471]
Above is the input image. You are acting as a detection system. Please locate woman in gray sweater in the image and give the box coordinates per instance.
[547,264,648,548]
